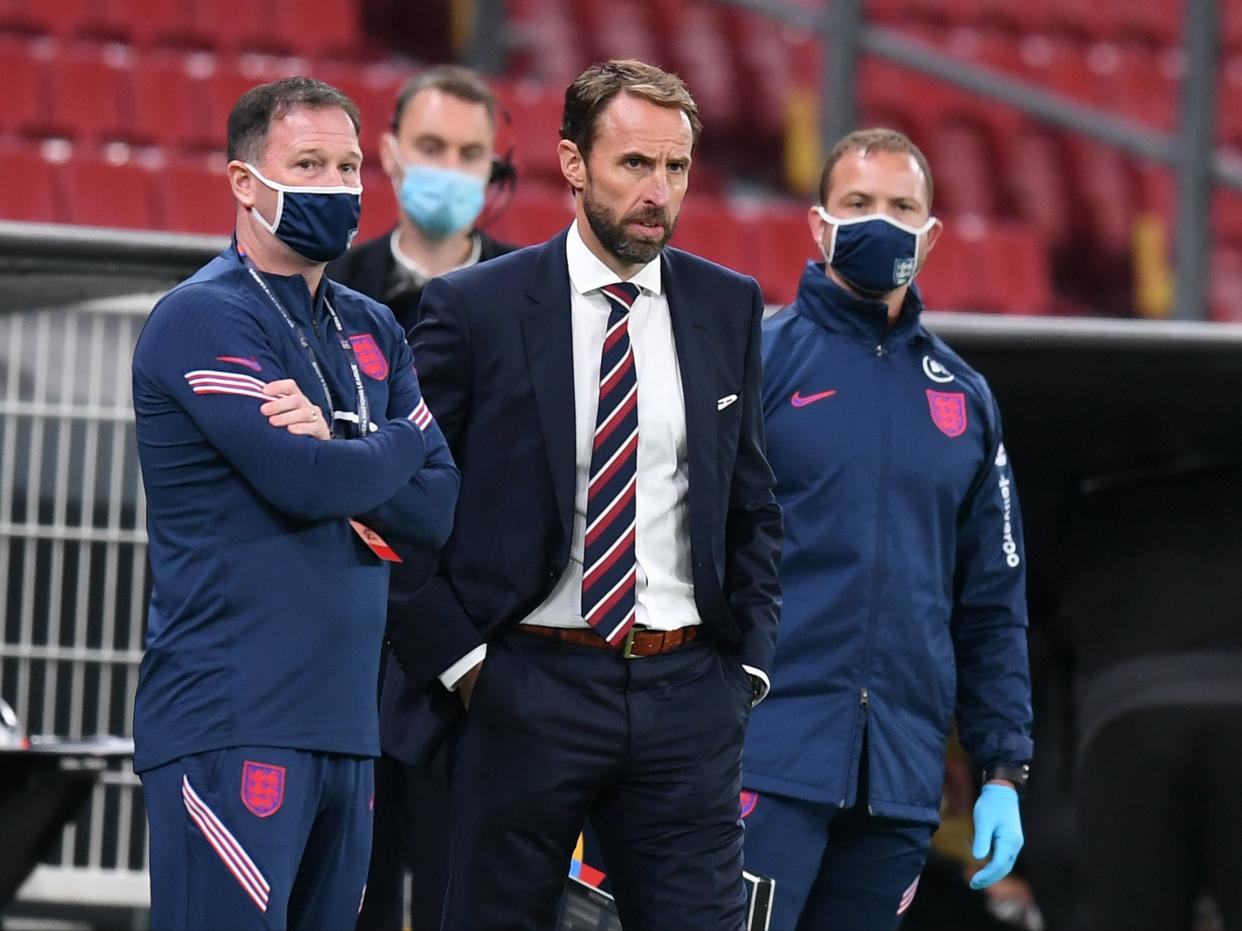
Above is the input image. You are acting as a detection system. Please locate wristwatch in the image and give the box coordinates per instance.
[982,763,1030,798]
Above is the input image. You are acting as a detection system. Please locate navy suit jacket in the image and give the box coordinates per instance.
[381,227,782,761]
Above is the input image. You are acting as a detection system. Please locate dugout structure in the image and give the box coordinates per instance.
[1,220,1241,919]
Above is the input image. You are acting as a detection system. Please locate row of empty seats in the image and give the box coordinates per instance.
[0,0,364,57]
[0,133,1060,314]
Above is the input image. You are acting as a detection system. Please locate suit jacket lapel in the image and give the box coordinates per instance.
[519,228,577,543]
[664,250,716,543]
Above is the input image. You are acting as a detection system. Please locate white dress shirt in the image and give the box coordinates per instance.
[441,221,767,702]
[519,220,699,632]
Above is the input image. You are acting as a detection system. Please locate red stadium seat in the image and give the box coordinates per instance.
[672,195,751,275]
[12,0,92,37]
[496,82,566,185]
[915,227,974,310]
[1218,55,1242,146]
[1002,126,1074,250]
[664,4,739,140]
[1210,245,1242,322]
[131,51,218,150]
[931,119,1000,219]
[1045,0,1117,42]
[1114,42,1179,132]
[0,141,61,222]
[971,222,1054,314]
[184,0,283,54]
[579,0,660,71]
[744,202,814,306]
[270,0,363,58]
[153,153,233,235]
[483,184,574,247]
[86,0,196,47]
[0,36,51,136]
[353,165,396,244]
[314,62,405,164]
[62,151,159,229]
[1115,0,1182,46]
[48,42,134,142]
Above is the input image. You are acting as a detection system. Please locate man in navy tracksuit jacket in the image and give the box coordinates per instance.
[742,130,1033,930]
[131,79,458,930]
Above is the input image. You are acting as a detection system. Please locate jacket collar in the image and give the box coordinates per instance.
[230,236,328,324]
[791,260,927,347]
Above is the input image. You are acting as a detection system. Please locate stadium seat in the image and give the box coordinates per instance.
[1066,138,1141,255]
[131,51,218,150]
[1114,0,1181,46]
[672,195,752,275]
[483,184,574,247]
[1003,126,1074,250]
[971,222,1054,314]
[61,151,159,229]
[1114,41,1179,132]
[270,0,363,59]
[1045,0,1117,42]
[504,0,584,84]
[10,0,92,38]
[578,0,661,71]
[85,0,196,47]
[1218,54,1242,146]
[0,36,50,136]
[313,62,405,164]
[184,0,283,54]
[744,202,814,306]
[351,165,396,243]
[495,82,566,185]
[48,42,133,142]
[0,140,60,222]
[664,3,739,140]
[931,119,1001,219]
[915,226,974,310]
[152,153,233,235]
[1210,244,1242,322]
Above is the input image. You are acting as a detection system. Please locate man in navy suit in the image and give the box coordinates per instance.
[386,59,783,929]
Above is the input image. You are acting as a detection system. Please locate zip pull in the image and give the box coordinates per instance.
[874,344,885,357]
[860,686,870,708]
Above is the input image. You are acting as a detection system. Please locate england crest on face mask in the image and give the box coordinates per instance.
[893,255,917,285]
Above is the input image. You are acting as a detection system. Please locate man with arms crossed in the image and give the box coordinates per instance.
[131,78,458,930]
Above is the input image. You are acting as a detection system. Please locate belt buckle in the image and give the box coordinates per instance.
[621,628,639,660]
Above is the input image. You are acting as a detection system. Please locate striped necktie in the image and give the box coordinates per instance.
[582,282,640,647]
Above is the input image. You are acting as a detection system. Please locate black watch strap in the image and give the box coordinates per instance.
[982,763,1030,797]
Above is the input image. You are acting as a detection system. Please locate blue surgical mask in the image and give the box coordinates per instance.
[816,206,936,296]
[391,145,486,238]
[245,163,362,263]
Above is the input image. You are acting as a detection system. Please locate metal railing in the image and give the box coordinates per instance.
[0,293,161,906]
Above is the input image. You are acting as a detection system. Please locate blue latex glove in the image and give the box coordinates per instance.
[969,783,1023,889]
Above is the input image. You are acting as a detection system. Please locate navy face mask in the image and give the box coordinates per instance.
[245,163,363,263]
[817,206,937,296]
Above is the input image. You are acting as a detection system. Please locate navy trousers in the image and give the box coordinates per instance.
[441,630,753,931]
[741,790,934,931]
[141,746,373,930]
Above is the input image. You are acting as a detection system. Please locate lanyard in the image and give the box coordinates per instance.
[241,256,371,437]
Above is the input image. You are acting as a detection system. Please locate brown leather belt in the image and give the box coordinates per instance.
[520,623,699,658]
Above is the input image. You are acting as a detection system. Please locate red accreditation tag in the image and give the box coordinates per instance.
[348,520,402,562]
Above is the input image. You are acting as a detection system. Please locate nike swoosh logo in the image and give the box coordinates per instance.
[790,390,837,408]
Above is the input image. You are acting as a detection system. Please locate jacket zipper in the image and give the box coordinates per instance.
[841,338,890,808]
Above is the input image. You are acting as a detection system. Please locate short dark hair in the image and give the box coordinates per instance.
[819,128,934,209]
[561,59,702,159]
[390,65,498,133]
[227,76,361,163]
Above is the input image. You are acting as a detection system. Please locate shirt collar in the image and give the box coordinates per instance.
[793,260,926,346]
[566,219,663,299]
[389,228,483,283]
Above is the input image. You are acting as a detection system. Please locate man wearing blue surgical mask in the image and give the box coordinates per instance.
[328,65,512,931]
[328,65,513,336]
[741,129,1034,930]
